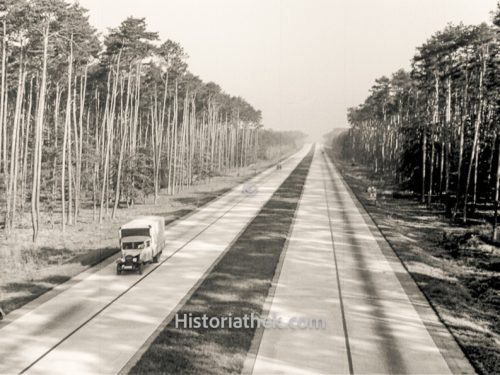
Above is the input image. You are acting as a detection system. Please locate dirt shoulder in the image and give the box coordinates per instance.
[332,156,499,375]
[0,156,290,318]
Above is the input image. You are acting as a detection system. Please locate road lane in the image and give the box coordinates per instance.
[0,145,310,375]
[323,152,452,374]
[250,148,350,375]
[249,147,456,375]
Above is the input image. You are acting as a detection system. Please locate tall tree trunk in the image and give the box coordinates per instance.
[112,127,127,219]
[0,20,6,177]
[493,135,500,241]
[61,38,73,231]
[20,77,33,212]
[421,126,427,203]
[428,74,439,206]
[452,74,469,221]
[463,49,486,223]
[6,59,26,233]
[31,22,49,243]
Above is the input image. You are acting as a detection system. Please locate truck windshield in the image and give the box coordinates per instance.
[122,242,144,250]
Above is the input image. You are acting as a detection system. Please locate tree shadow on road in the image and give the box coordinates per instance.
[131,148,314,375]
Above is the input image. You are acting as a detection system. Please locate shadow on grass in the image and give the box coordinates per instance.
[413,272,500,375]
[160,209,194,226]
[332,155,500,375]
[173,190,228,207]
[14,246,118,268]
[130,147,314,375]
[39,275,72,284]
[0,247,118,315]
[1,275,71,315]
[160,188,234,226]
[66,247,118,267]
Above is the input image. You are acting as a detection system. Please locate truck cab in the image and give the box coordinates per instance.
[116,216,166,275]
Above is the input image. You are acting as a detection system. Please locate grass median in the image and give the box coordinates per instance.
[130,147,314,375]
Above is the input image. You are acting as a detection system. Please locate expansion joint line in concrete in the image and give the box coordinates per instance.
[320,152,354,375]
[19,151,305,374]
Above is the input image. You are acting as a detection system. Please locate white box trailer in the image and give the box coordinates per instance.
[116,216,166,275]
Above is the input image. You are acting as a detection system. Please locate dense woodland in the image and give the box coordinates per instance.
[335,4,500,238]
[0,0,304,242]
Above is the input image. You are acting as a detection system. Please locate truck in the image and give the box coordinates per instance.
[116,216,166,275]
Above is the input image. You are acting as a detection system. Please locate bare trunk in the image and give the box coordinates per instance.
[31,23,49,243]
[493,135,500,241]
[463,50,486,223]
[61,37,73,231]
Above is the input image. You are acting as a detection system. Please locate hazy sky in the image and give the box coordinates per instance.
[77,0,497,139]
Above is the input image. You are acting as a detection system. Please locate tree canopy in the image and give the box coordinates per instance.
[0,0,300,242]
[336,9,499,234]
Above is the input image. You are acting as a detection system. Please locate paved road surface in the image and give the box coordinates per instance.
[1,144,474,375]
[0,145,310,375]
[248,147,469,375]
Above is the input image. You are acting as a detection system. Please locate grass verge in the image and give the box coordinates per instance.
[332,155,499,375]
[130,148,314,375]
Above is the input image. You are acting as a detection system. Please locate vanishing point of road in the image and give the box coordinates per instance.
[245,147,475,375]
[0,145,475,375]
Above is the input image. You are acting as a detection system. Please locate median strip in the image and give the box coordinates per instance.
[129,147,314,375]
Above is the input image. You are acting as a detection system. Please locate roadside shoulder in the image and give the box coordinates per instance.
[326,154,477,375]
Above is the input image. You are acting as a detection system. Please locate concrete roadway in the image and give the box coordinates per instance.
[248,147,470,375]
[0,145,310,375]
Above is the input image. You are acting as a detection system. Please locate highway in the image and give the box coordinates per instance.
[0,145,310,375]
[246,147,473,375]
[0,144,475,375]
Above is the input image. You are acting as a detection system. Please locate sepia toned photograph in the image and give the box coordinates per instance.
[0,1,498,374]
